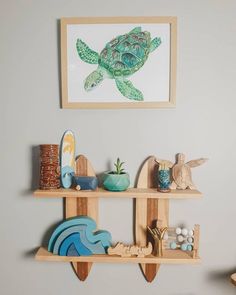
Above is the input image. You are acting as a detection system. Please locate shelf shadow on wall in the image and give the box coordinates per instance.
[40,220,62,248]
[23,247,39,258]
[20,145,40,197]
[208,267,236,290]
[23,220,62,258]
[30,145,40,191]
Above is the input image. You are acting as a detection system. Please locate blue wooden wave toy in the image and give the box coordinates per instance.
[48,216,112,256]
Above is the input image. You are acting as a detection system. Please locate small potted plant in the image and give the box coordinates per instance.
[103,158,130,191]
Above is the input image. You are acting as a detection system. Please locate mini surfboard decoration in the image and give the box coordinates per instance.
[60,130,75,188]
[65,154,98,281]
[135,156,169,282]
[48,216,112,256]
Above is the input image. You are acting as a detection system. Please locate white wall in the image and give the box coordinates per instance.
[1,0,236,294]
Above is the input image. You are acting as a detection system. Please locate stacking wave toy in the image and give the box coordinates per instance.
[48,216,112,256]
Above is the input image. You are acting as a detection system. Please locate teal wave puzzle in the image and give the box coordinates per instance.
[48,216,112,256]
[53,225,108,255]
[59,233,92,256]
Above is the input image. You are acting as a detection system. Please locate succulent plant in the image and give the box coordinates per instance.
[103,158,130,191]
[113,158,125,174]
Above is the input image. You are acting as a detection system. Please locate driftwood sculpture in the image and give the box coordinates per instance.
[108,242,152,257]
[155,153,208,190]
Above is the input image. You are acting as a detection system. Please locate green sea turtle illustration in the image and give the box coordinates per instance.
[76,27,161,101]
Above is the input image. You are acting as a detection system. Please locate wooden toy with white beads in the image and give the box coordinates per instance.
[169,226,194,251]
[162,225,200,258]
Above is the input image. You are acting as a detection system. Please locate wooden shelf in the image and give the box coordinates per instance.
[34,155,202,282]
[34,188,202,199]
[35,247,200,264]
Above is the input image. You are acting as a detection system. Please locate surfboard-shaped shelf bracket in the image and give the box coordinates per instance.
[33,155,202,283]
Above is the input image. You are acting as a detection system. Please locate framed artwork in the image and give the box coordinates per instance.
[60,17,177,109]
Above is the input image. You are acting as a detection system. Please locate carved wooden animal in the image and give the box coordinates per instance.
[155,153,208,190]
[108,242,152,257]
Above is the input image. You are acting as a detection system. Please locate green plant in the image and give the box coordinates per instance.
[113,158,126,174]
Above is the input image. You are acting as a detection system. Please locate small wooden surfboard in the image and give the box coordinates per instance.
[60,130,75,189]
[65,155,98,281]
[135,156,169,282]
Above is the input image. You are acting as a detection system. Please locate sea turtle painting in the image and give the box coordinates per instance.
[76,27,161,101]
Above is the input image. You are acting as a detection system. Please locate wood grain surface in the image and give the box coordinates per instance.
[65,155,98,281]
[135,156,169,282]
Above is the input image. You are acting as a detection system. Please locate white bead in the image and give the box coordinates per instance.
[170,242,177,249]
[181,228,188,236]
[163,232,169,240]
[188,230,194,237]
[176,227,181,235]
[76,185,81,191]
[187,237,193,243]
[187,244,193,251]
[181,243,188,251]
[177,235,184,243]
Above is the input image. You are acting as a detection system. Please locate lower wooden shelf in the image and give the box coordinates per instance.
[35,247,200,264]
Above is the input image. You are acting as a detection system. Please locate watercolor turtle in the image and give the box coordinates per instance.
[76,27,161,101]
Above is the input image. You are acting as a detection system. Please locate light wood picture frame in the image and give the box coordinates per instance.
[60,17,177,109]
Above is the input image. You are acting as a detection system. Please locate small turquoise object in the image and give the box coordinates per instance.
[170,242,177,250]
[181,243,188,251]
[158,169,171,190]
[187,244,193,251]
[103,172,130,191]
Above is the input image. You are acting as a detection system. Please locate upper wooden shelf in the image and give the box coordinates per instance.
[33,188,202,199]
[36,247,200,264]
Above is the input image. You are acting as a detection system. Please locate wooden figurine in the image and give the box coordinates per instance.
[108,242,152,257]
[147,221,168,257]
[155,153,208,190]
[73,176,98,191]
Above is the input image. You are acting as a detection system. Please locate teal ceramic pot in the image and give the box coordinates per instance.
[103,172,130,191]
